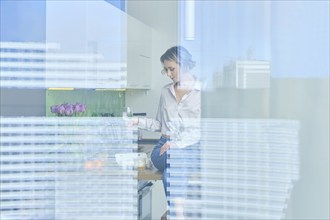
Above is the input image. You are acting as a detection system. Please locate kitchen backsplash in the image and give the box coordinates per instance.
[46,90,125,117]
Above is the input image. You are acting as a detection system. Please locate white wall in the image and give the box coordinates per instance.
[125,29,177,139]
[126,0,178,139]
[0,89,46,116]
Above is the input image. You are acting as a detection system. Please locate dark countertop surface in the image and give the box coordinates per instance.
[137,139,158,146]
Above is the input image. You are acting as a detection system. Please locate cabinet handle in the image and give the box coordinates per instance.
[139,54,150,59]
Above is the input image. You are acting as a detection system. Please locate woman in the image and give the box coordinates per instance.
[132,46,201,218]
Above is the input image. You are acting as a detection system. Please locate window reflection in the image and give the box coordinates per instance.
[167,119,299,220]
[0,117,138,220]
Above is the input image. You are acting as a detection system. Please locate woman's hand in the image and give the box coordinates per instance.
[160,141,172,156]
[124,117,139,127]
[131,117,139,125]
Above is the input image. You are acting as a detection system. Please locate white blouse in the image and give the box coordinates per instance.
[137,81,201,148]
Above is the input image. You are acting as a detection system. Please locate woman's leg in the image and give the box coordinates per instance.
[150,137,170,198]
[168,143,201,219]
[150,137,167,171]
[163,166,169,198]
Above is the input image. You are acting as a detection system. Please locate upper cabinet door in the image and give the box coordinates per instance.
[45,0,127,89]
[1,0,152,89]
[126,15,152,89]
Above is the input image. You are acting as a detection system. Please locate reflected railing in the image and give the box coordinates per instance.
[167,118,300,220]
[0,42,127,89]
[0,117,137,220]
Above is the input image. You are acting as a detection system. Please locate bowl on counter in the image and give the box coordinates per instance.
[115,152,150,170]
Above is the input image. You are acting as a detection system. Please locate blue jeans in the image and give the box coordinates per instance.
[151,136,200,204]
[150,136,169,197]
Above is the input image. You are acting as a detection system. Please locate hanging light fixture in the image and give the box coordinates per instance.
[184,0,195,40]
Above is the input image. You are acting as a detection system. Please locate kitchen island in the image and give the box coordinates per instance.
[136,139,163,219]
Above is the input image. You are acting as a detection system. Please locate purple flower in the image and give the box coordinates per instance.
[51,102,86,116]
[50,105,59,114]
[65,103,74,111]
[65,108,74,116]
[58,105,66,115]
[74,103,86,113]
[81,104,86,112]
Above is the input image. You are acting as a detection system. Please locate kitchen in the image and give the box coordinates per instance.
[0,1,178,219]
[0,1,329,220]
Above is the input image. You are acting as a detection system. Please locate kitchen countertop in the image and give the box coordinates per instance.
[137,139,159,146]
[138,139,162,181]
[138,168,162,180]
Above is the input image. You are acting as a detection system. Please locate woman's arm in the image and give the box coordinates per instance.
[136,117,161,132]
[132,93,163,132]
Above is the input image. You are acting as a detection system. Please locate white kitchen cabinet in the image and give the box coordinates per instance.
[45,1,127,89]
[127,15,152,89]
[45,1,152,89]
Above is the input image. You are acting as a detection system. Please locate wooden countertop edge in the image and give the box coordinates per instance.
[138,168,162,180]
